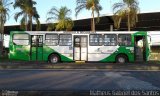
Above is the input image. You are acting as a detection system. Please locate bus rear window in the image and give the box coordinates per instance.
[13,34,29,45]
[118,34,131,46]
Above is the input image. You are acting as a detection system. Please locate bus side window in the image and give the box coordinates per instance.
[45,34,58,46]
[118,34,131,46]
[89,34,103,46]
[59,34,72,46]
[13,34,29,46]
[104,34,117,46]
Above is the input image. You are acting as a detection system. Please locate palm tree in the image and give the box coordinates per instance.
[75,0,102,32]
[113,0,140,31]
[0,0,12,55]
[46,6,74,31]
[14,0,40,31]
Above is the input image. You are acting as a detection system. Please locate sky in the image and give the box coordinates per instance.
[5,0,160,26]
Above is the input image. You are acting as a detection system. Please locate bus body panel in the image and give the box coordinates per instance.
[88,46,119,61]
[43,45,74,62]
[9,45,30,61]
[9,32,30,61]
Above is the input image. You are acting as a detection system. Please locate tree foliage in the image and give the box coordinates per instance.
[46,6,74,31]
[14,0,40,31]
[75,0,102,32]
[113,0,140,31]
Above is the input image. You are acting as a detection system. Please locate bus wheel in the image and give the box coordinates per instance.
[116,55,127,63]
[49,54,60,64]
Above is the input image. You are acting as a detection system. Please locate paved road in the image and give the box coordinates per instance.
[0,69,160,91]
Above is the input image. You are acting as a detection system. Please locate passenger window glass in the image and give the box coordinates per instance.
[45,34,58,46]
[13,34,29,45]
[118,34,131,46]
[59,34,72,46]
[90,34,103,46]
[104,34,117,46]
[81,37,87,47]
[31,35,43,47]
[74,37,80,47]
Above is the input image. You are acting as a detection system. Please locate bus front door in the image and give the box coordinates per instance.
[31,35,43,61]
[134,35,147,61]
[74,36,88,61]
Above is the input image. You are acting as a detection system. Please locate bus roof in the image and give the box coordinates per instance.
[10,31,147,35]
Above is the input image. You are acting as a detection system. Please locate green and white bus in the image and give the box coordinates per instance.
[9,31,151,63]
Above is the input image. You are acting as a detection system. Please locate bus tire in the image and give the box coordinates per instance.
[49,54,60,64]
[116,55,128,63]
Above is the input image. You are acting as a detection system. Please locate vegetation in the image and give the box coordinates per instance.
[0,0,12,55]
[0,0,140,32]
[46,6,74,31]
[113,0,140,31]
[13,0,40,31]
[75,0,102,32]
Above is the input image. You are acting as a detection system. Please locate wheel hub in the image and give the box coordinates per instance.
[118,57,125,63]
[51,57,58,63]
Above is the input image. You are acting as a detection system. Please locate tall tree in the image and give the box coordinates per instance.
[0,0,12,55]
[113,0,140,31]
[75,0,102,32]
[14,0,40,31]
[46,6,74,31]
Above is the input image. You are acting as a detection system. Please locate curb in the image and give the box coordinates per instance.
[0,63,160,71]
[1,68,160,72]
